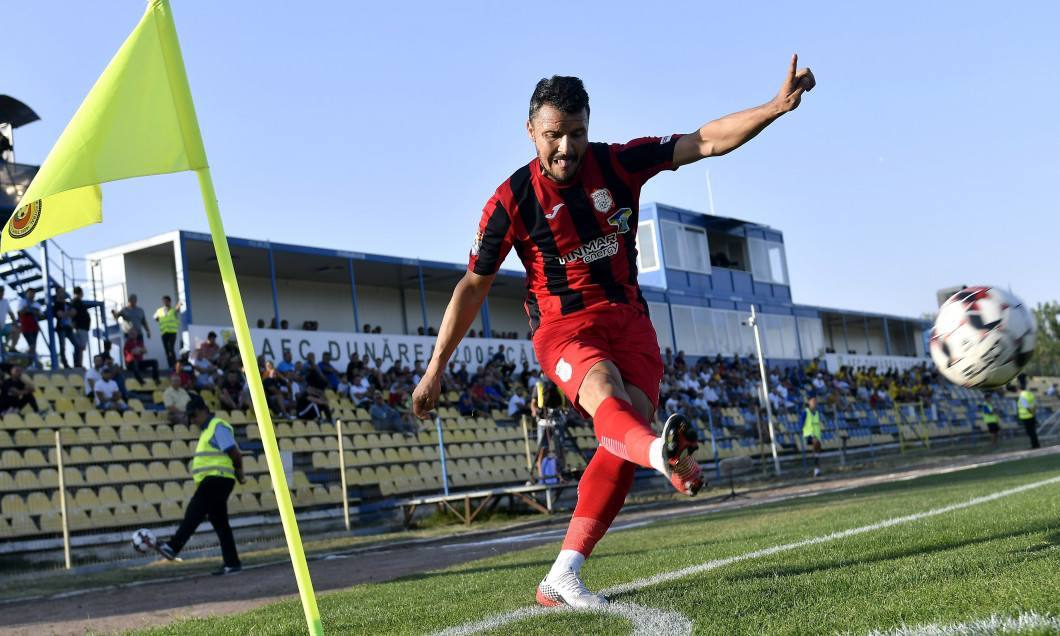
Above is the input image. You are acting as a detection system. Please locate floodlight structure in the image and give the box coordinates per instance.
[748,305,782,476]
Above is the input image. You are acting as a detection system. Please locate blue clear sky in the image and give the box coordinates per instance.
[6,1,1058,319]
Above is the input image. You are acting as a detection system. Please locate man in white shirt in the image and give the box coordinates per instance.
[94,367,128,412]
[84,355,105,397]
[162,374,191,424]
[508,386,530,419]
[0,287,20,352]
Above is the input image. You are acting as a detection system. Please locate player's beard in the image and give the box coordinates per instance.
[539,151,582,184]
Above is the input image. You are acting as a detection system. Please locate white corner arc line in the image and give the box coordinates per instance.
[431,475,1060,636]
[430,602,692,636]
[855,610,1060,635]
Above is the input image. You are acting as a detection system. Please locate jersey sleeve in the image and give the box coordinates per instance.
[612,135,684,186]
[468,195,514,276]
[210,423,237,452]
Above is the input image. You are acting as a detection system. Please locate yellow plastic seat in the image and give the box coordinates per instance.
[121,484,144,505]
[137,503,162,524]
[159,499,183,521]
[106,464,130,483]
[128,463,151,481]
[1,493,27,515]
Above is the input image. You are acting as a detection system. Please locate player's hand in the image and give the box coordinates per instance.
[775,53,815,113]
[412,374,440,420]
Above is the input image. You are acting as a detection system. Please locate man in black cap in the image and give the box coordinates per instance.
[157,394,246,575]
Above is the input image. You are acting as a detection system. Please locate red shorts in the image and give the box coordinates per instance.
[533,303,664,418]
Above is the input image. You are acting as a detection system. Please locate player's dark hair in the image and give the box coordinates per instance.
[529,76,589,120]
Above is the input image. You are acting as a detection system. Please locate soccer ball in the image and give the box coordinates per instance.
[131,527,157,554]
[930,286,1037,388]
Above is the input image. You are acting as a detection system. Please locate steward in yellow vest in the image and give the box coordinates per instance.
[799,395,823,476]
[153,295,182,369]
[981,394,1000,448]
[1016,375,1040,449]
[157,394,245,575]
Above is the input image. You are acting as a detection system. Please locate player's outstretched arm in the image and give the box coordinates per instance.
[412,270,496,419]
[673,54,815,167]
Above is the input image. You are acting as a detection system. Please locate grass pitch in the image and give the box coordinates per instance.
[127,455,1060,635]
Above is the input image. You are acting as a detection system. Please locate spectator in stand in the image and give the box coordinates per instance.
[509,385,531,419]
[51,287,78,369]
[318,351,341,389]
[163,374,191,424]
[470,377,503,412]
[0,365,41,414]
[197,331,221,361]
[84,354,105,397]
[261,360,292,417]
[349,370,372,408]
[15,288,43,357]
[123,328,160,384]
[276,350,295,374]
[0,287,21,353]
[172,360,194,388]
[94,366,128,412]
[191,348,218,390]
[456,390,476,416]
[153,295,182,370]
[296,384,332,422]
[222,334,240,359]
[345,351,363,378]
[369,390,417,436]
[69,287,91,368]
[219,369,252,412]
[99,350,130,400]
[112,294,150,339]
[335,373,352,399]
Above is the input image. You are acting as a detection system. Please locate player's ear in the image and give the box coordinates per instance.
[526,119,535,142]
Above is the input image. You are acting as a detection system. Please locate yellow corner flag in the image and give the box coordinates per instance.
[1,0,207,253]
[7,3,325,635]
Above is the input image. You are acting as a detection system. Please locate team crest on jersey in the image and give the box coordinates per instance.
[590,189,613,214]
[470,231,483,257]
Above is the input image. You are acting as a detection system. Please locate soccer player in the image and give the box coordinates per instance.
[413,55,815,608]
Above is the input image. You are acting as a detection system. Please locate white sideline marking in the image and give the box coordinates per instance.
[431,475,1060,636]
[854,610,1060,635]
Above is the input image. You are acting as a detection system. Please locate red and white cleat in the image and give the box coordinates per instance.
[662,414,704,496]
[536,567,607,609]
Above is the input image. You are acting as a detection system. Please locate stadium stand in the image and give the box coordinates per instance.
[0,357,1055,577]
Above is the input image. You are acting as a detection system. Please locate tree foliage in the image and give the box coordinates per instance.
[1027,301,1060,377]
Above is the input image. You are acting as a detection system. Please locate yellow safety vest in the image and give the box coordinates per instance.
[1018,391,1035,420]
[192,416,236,484]
[802,408,822,439]
[157,306,179,334]
[982,403,998,424]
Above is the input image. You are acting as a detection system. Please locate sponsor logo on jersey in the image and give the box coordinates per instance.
[470,231,483,257]
[8,199,41,239]
[555,358,573,383]
[660,135,673,144]
[590,189,613,213]
[558,232,619,265]
[545,203,564,220]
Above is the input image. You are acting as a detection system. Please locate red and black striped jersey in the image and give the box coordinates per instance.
[469,135,682,334]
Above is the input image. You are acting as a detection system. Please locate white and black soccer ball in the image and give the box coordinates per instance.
[930,286,1037,388]
[131,527,157,554]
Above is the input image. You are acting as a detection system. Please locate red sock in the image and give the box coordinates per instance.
[592,396,657,468]
[561,449,635,557]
